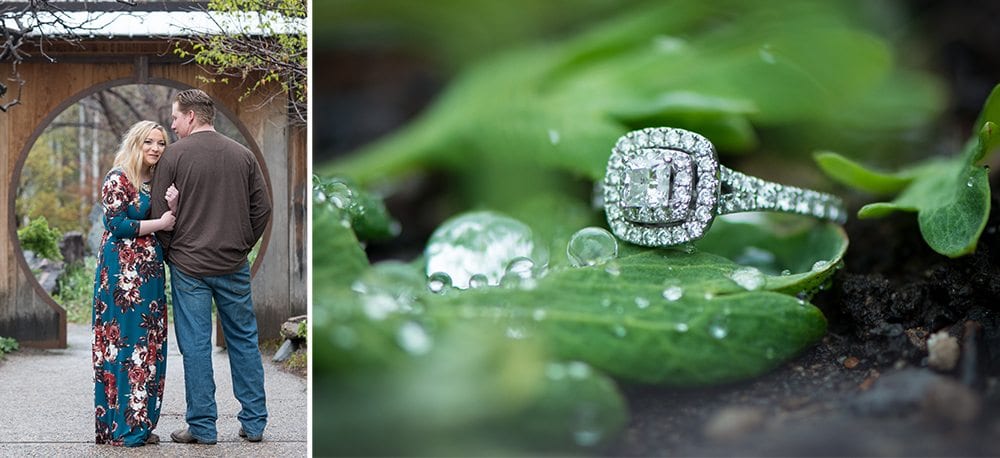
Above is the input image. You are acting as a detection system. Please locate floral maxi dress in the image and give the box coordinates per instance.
[92,168,168,446]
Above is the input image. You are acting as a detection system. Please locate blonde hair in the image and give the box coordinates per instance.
[112,120,169,192]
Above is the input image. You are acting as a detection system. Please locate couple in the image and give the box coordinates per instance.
[91,89,272,447]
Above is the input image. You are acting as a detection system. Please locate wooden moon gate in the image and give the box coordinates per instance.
[0,39,307,348]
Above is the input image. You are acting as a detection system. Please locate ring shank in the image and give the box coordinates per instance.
[717,166,846,223]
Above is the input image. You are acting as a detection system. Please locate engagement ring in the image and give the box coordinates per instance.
[602,127,846,247]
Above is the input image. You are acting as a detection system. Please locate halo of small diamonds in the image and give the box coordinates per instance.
[603,127,719,247]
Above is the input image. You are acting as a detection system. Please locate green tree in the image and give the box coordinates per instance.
[174,0,308,125]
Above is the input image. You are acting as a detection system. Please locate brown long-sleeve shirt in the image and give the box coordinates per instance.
[150,130,271,277]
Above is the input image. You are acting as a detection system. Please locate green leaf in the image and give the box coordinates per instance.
[817,83,1000,257]
[428,247,831,386]
[813,151,915,195]
[422,215,844,386]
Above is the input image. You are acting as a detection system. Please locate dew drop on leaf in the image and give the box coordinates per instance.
[572,404,603,447]
[662,286,683,301]
[674,322,689,333]
[811,260,830,272]
[708,315,729,339]
[567,361,592,379]
[426,271,452,294]
[469,274,489,289]
[396,321,432,355]
[611,324,627,338]
[567,227,618,267]
[532,308,547,321]
[635,296,650,309]
[425,211,548,289]
[729,266,765,291]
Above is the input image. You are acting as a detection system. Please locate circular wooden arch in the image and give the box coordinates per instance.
[0,40,307,348]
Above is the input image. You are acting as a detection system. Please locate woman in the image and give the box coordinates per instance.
[92,120,176,446]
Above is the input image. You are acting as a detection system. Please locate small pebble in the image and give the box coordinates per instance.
[843,356,860,369]
[927,330,959,371]
[703,406,765,442]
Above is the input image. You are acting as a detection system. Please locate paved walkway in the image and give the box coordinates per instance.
[0,323,307,456]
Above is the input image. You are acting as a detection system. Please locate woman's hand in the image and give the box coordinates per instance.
[160,210,176,232]
[166,184,179,212]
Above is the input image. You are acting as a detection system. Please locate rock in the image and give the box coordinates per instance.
[23,250,64,295]
[703,406,765,442]
[927,331,959,371]
[60,231,86,266]
[280,315,308,340]
[851,368,981,426]
[273,339,298,362]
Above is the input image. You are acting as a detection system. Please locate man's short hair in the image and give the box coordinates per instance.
[174,89,216,126]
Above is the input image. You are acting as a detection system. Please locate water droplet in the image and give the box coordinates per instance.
[427,272,452,294]
[548,128,561,145]
[601,297,612,308]
[967,176,975,187]
[662,285,683,301]
[567,227,619,267]
[604,261,621,277]
[501,256,539,289]
[567,361,592,379]
[532,309,547,321]
[730,266,765,291]
[573,404,603,447]
[759,44,776,64]
[708,316,728,339]
[635,296,650,309]
[797,298,806,306]
[654,35,686,53]
[425,211,548,289]
[780,269,792,276]
[704,291,715,300]
[674,322,689,332]
[505,326,528,339]
[396,321,432,355]
[611,324,627,338]
[469,274,489,289]
[811,260,830,272]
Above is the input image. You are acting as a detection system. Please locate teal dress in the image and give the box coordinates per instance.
[92,168,168,446]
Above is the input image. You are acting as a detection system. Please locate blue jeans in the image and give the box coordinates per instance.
[170,262,268,441]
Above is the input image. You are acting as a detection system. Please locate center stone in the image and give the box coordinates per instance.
[623,153,672,207]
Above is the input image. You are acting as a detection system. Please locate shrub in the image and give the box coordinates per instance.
[18,216,62,261]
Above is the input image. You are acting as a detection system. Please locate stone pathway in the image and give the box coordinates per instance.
[0,323,307,456]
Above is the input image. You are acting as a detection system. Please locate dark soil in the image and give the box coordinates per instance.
[607,183,1000,456]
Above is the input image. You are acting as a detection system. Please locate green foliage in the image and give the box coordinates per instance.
[312,178,845,453]
[321,0,942,188]
[313,175,399,242]
[0,337,18,357]
[174,0,307,123]
[17,216,62,261]
[296,320,307,339]
[817,84,1000,257]
[53,256,97,324]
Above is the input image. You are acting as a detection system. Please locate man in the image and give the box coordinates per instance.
[151,89,272,445]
